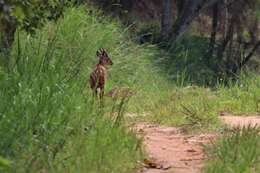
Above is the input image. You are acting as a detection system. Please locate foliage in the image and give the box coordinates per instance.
[0,0,75,33]
[0,7,144,173]
[0,1,260,172]
[0,156,11,172]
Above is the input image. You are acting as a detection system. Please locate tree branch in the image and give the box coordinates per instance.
[240,40,260,68]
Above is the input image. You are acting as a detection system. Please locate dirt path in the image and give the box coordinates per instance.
[220,115,260,127]
[135,115,260,173]
[135,123,216,173]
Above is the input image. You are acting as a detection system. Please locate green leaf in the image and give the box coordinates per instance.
[0,156,11,169]
[11,5,25,23]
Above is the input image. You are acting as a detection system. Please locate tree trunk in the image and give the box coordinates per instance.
[176,0,186,17]
[0,17,17,67]
[161,0,174,41]
[205,3,218,67]
[171,0,221,43]
[233,40,260,74]
[1,21,16,51]
[121,0,133,11]
[216,16,235,74]
[2,27,15,51]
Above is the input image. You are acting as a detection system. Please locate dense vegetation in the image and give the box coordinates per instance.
[96,0,260,78]
[0,1,259,173]
[0,7,146,173]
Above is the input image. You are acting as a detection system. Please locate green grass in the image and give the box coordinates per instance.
[1,3,260,173]
[130,32,260,131]
[0,6,148,173]
[204,126,260,173]
[146,74,260,131]
[149,86,221,131]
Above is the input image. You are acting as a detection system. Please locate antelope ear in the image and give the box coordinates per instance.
[102,48,107,56]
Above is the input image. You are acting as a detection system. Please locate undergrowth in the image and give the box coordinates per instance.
[136,34,260,131]
[204,126,260,173]
[147,73,260,130]
[0,3,260,173]
[0,6,148,173]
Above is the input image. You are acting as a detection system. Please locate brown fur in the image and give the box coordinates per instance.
[89,48,113,98]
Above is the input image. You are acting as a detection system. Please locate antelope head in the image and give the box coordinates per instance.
[96,48,113,67]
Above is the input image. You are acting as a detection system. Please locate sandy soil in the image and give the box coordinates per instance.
[135,115,260,173]
[220,115,260,127]
[135,123,216,173]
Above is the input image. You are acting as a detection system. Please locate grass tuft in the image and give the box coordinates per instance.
[204,126,260,173]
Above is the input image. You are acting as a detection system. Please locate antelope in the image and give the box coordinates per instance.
[89,48,113,99]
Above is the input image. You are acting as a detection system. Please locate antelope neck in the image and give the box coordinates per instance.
[97,64,108,69]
